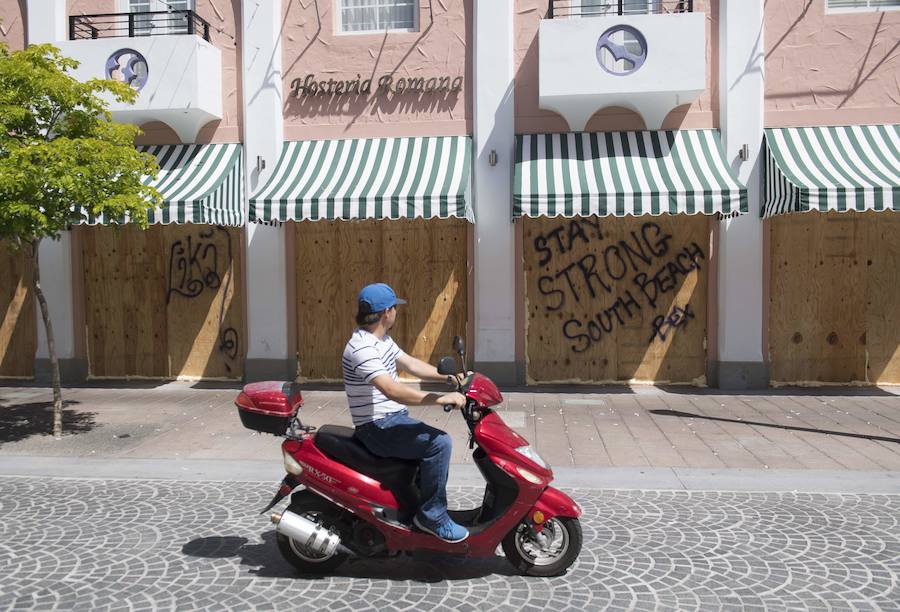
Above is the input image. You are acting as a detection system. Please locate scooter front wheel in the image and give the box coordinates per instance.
[276,492,349,574]
[501,517,582,577]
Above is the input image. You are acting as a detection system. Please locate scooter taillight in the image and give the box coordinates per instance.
[235,392,255,410]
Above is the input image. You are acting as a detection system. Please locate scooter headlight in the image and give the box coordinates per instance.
[515,445,548,469]
[516,466,545,485]
[283,450,304,476]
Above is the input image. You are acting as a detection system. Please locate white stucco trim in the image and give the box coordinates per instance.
[241,0,289,368]
[473,0,516,371]
[54,36,222,144]
[539,12,706,131]
[26,0,65,45]
[26,0,75,362]
[717,0,765,366]
[33,235,76,360]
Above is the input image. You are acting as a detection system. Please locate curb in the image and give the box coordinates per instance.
[1,456,898,494]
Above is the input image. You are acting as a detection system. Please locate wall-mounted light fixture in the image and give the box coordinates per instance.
[488,149,498,167]
[256,155,266,172]
[739,144,750,161]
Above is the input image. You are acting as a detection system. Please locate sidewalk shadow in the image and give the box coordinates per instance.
[0,400,96,444]
[186,381,243,390]
[182,532,516,582]
[658,385,900,397]
[650,409,900,445]
[499,384,638,395]
[1,380,170,390]
[0,380,242,391]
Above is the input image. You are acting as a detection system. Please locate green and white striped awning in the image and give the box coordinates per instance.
[81,143,244,226]
[514,130,747,218]
[764,125,900,217]
[249,136,473,222]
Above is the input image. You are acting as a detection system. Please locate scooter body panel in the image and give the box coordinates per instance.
[280,441,538,555]
[284,438,402,509]
[532,486,583,521]
[278,407,567,556]
[475,412,553,480]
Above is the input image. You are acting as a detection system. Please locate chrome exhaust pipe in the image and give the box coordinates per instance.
[270,510,349,557]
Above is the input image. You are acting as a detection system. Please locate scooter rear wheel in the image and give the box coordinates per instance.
[276,492,349,574]
[501,517,582,577]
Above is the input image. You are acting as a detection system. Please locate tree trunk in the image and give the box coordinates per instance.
[31,238,64,439]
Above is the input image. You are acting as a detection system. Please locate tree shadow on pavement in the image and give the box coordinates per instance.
[650,409,900,445]
[182,532,517,582]
[0,400,96,444]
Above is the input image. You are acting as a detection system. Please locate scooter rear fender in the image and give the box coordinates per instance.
[259,474,303,514]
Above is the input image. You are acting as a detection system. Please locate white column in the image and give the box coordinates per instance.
[241,0,290,381]
[473,0,517,384]
[27,0,83,380]
[26,0,65,45]
[34,236,76,362]
[716,0,767,388]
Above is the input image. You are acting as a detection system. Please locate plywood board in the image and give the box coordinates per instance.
[295,218,468,381]
[0,242,36,378]
[865,213,900,383]
[163,225,244,379]
[770,211,898,384]
[523,215,709,384]
[81,225,244,380]
[82,226,169,378]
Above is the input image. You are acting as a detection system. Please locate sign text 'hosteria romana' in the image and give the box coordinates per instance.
[290,73,464,97]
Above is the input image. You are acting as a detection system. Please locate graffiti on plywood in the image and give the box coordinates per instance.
[166,226,239,373]
[531,218,705,353]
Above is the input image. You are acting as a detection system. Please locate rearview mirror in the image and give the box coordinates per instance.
[452,335,465,354]
[437,356,458,376]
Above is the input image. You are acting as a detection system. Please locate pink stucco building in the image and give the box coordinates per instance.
[1,1,898,387]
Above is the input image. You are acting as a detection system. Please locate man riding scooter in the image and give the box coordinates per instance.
[238,282,582,575]
[342,282,469,543]
[238,288,583,575]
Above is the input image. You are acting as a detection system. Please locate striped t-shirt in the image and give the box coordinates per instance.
[342,329,407,426]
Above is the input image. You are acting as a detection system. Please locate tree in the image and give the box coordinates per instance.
[0,43,161,438]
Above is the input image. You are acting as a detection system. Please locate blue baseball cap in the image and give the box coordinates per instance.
[358,283,406,313]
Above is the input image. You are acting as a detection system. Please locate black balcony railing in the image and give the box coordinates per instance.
[69,10,211,42]
[548,0,693,18]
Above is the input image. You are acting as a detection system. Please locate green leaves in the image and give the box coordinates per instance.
[0,43,159,245]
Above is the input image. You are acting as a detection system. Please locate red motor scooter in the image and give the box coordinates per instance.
[235,337,583,577]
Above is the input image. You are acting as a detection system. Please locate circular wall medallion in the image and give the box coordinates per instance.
[596,25,647,76]
[105,48,149,91]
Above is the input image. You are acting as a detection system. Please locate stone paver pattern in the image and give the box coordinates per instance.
[2,385,899,470]
[0,477,898,611]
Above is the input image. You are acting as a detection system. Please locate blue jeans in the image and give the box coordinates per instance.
[354,410,451,525]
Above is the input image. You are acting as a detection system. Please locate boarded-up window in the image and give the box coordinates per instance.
[523,215,710,384]
[81,225,243,380]
[294,218,468,381]
[0,244,35,378]
[769,211,900,384]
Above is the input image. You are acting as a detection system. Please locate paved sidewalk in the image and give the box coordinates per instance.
[1,383,898,475]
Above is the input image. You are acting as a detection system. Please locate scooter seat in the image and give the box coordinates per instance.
[314,424,418,484]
